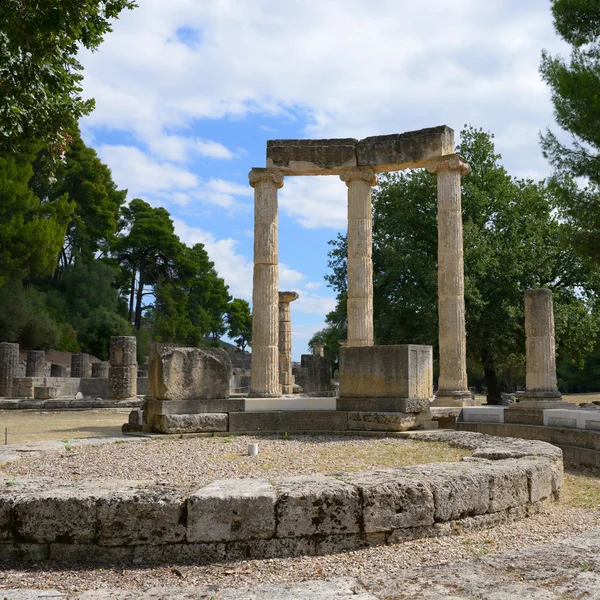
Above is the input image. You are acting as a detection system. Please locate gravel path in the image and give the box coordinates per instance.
[1,435,470,493]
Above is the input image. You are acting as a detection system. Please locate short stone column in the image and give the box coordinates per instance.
[50,363,67,378]
[92,361,110,378]
[313,343,325,357]
[26,350,45,377]
[109,336,137,399]
[249,169,284,397]
[519,289,562,402]
[278,291,299,394]
[71,353,90,378]
[0,342,19,397]
[427,155,471,405]
[340,168,378,347]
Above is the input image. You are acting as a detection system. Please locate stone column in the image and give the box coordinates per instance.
[313,343,325,357]
[278,291,299,395]
[338,340,348,348]
[519,289,562,402]
[92,361,110,378]
[340,168,378,347]
[427,155,471,405]
[26,350,45,377]
[249,168,284,397]
[0,342,19,397]
[109,336,137,399]
[50,364,67,378]
[71,353,90,378]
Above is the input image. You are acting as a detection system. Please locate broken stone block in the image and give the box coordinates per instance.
[339,469,435,533]
[151,413,228,434]
[274,475,361,537]
[347,411,433,432]
[149,345,232,401]
[188,479,276,542]
[33,386,59,400]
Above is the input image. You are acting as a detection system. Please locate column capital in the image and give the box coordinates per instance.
[339,167,378,187]
[426,154,471,176]
[249,168,284,189]
[278,290,299,304]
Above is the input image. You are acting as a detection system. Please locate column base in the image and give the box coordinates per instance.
[431,390,473,407]
[514,390,567,408]
[247,392,281,399]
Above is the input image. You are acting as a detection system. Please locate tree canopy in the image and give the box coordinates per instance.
[0,0,136,154]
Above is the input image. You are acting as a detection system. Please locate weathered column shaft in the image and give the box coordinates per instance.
[249,169,284,397]
[524,289,561,394]
[109,336,137,398]
[428,155,470,400]
[26,350,45,377]
[50,363,67,378]
[0,342,19,397]
[278,291,298,395]
[341,168,377,348]
[71,353,90,378]
[92,361,110,378]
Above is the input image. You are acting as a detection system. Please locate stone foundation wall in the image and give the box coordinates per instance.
[0,433,562,565]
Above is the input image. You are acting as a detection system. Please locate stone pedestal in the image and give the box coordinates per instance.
[427,155,471,405]
[71,353,90,378]
[249,169,284,397]
[340,168,378,348]
[92,361,110,378]
[109,336,137,399]
[278,291,298,395]
[299,355,331,394]
[50,363,67,378]
[26,350,45,377]
[0,342,19,397]
[508,289,571,424]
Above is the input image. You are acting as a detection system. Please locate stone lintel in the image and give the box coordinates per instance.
[266,138,358,175]
[264,126,454,175]
[358,126,455,172]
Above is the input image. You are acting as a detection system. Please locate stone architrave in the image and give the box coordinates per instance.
[249,169,284,397]
[109,336,137,399]
[0,342,19,397]
[427,155,471,406]
[278,291,299,395]
[340,167,378,348]
[519,289,562,403]
[26,350,45,377]
[313,343,325,357]
[71,353,90,378]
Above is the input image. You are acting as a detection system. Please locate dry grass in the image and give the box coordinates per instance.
[562,464,600,510]
[563,392,600,405]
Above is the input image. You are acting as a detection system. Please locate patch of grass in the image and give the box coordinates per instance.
[562,467,600,510]
[280,432,291,441]
[5,480,15,487]
[219,453,239,461]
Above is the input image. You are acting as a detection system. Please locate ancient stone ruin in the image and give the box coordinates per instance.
[249,126,471,411]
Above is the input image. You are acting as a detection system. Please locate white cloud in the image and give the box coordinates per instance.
[305,281,322,291]
[279,176,347,229]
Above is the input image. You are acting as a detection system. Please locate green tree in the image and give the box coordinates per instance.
[540,1,600,266]
[0,146,74,286]
[78,307,133,360]
[227,298,252,351]
[38,128,127,270]
[113,199,182,329]
[0,0,136,154]
[325,126,600,402]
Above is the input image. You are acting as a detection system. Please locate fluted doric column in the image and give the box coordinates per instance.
[520,289,562,402]
[340,167,378,347]
[427,154,471,403]
[278,291,299,394]
[249,168,284,397]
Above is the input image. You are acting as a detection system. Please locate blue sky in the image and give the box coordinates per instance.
[78,0,568,360]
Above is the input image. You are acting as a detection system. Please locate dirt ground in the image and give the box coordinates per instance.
[0,410,128,444]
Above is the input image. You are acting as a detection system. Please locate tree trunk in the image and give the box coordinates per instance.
[134,257,145,330]
[481,349,502,405]
[503,368,513,393]
[128,270,136,324]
